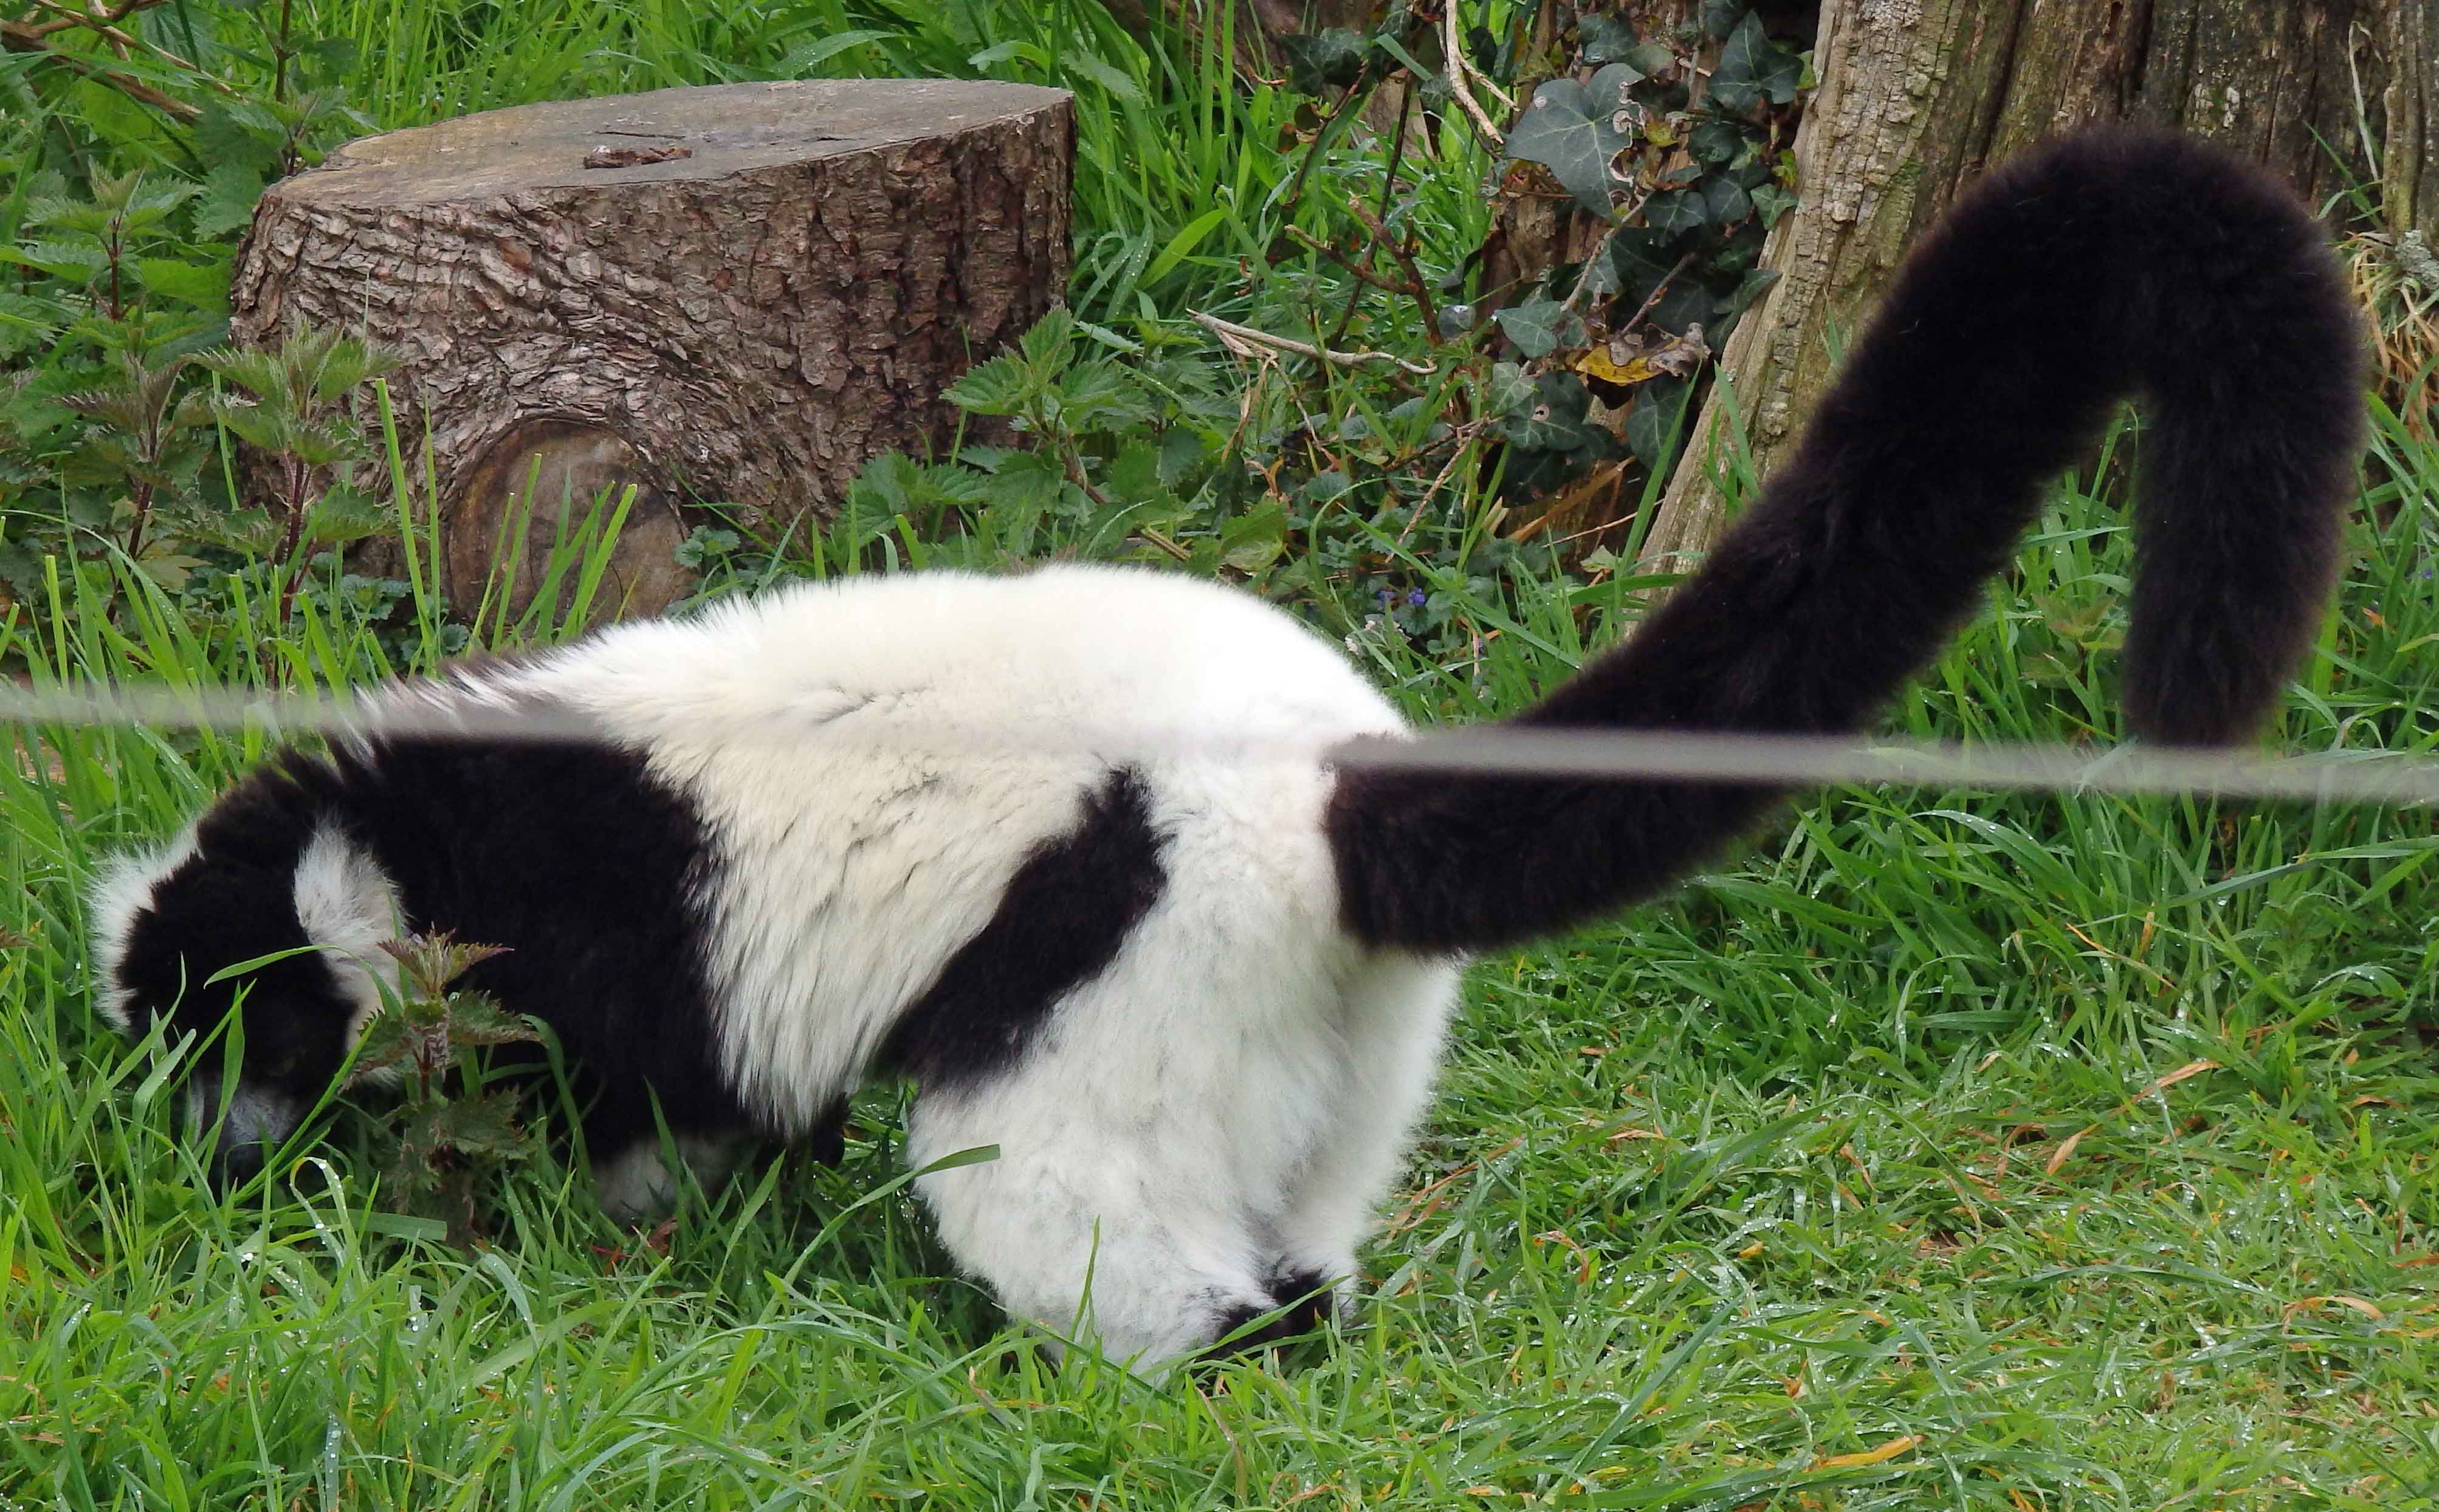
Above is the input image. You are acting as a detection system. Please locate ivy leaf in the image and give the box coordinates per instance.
[1715,266,1781,328]
[1710,14,1803,114]
[1752,182,1799,228]
[1485,361,1535,416]
[1701,175,1752,225]
[1624,41,1678,77]
[1506,64,1645,218]
[1625,376,1691,467]
[1688,119,1746,167]
[1699,0,1744,39]
[1502,371,1615,456]
[1608,226,1675,295]
[1646,189,1707,238]
[1279,28,1368,95]
[1492,298,1587,359]
[1578,13,1637,63]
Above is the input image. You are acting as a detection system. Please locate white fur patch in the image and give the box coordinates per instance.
[289,824,407,1051]
[183,1077,304,1151]
[85,825,200,1032]
[594,1133,746,1222]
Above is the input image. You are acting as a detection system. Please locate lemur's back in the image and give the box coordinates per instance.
[451,565,1416,1127]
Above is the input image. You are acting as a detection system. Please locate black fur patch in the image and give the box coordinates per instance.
[878,768,1167,1088]
[109,729,758,1159]
[1208,1267,1339,1357]
[111,752,360,1109]
[1327,128,2365,954]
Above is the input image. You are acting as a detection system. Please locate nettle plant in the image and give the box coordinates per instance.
[0,7,380,639]
[348,933,546,1249]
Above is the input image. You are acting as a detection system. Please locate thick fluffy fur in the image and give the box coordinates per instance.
[89,130,2363,1370]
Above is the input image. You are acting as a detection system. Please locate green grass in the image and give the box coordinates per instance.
[5,2,2439,1507]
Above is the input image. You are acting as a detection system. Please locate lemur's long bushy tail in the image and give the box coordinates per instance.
[1327,129,2367,954]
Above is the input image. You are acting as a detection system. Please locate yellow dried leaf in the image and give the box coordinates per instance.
[1812,1435,1920,1470]
[1574,347,1660,386]
[2045,1126,2093,1175]
[2135,1059,2221,1099]
[2286,1294,2385,1322]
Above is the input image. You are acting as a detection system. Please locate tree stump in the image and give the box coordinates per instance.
[1643,0,2421,572]
[228,79,1074,617]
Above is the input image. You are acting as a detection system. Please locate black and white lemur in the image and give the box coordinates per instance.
[89,130,2365,1367]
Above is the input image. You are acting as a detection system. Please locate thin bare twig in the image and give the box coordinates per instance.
[1329,94,1414,349]
[22,0,225,89]
[1440,0,1505,149]
[1616,249,1699,331]
[1191,311,1437,376]
[1278,72,1373,225]
[1290,224,1445,349]
[1289,225,1416,299]
[1343,193,1443,340]
[2,7,202,121]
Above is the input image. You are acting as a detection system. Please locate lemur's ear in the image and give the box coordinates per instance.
[288,825,407,1036]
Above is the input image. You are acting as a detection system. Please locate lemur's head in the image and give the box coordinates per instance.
[88,791,401,1185]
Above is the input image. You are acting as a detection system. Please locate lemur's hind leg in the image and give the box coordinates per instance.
[903,970,1378,1367]
[1258,957,1461,1330]
[909,1076,1285,1367]
[594,1130,750,1222]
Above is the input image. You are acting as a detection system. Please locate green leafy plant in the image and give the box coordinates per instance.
[196,324,401,625]
[1482,7,1801,499]
[347,932,543,1249]
[51,347,213,569]
[1,167,214,330]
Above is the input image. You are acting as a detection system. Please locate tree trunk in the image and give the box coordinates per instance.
[2380,0,2439,243]
[229,80,1073,617]
[1645,0,2419,572]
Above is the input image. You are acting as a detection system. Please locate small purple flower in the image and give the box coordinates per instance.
[1406,588,1427,608]
[1376,587,1394,603]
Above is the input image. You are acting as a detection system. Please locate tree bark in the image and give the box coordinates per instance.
[2381,0,2439,243]
[1645,0,2418,572]
[229,80,1073,617]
